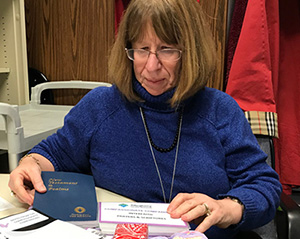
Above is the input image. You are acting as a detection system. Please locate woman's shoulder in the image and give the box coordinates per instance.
[201,86,233,98]
[182,88,254,146]
[195,87,240,110]
[67,84,124,120]
[77,84,122,107]
[189,87,245,126]
[84,84,120,100]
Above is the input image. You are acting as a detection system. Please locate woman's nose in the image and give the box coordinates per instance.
[144,52,162,71]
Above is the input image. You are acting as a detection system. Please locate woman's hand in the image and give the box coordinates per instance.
[8,154,54,205]
[167,193,244,233]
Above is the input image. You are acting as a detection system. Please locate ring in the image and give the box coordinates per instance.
[203,203,211,216]
[10,190,16,197]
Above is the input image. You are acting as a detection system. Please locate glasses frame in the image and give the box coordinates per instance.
[125,48,182,63]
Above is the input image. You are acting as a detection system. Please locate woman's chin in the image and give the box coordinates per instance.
[145,88,167,96]
[142,84,174,96]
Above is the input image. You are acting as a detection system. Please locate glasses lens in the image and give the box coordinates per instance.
[158,49,181,62]
[126,49,149,61]
[125,48,182,62]
[125,49,134,61]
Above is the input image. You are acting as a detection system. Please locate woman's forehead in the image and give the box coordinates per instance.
[132,21,172,45]
[134,22,158,42]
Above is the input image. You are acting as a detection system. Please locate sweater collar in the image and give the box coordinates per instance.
[133,77,178,112]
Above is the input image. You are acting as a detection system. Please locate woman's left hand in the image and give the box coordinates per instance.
[167,193,244,233]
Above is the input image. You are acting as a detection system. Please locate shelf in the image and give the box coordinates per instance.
[0,68,10,74]
[0,0,29,104]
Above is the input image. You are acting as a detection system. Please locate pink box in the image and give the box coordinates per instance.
[113,223,148,239]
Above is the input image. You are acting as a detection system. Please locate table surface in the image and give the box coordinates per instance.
[0,173,133,219]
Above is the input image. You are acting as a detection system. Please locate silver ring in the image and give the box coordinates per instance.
[203,203,211,216]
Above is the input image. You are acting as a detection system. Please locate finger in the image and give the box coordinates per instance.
[169,198,200,219]
[167,193,192,214]
[180,204,208,222]
[22,164,46,193]
[31,175,47,193]
[10,177,34,205]
[14,190,34,205]
[9,168,46,205]
[195,214,215,233]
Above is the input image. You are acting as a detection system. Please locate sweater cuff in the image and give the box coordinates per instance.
[219,190,272,231]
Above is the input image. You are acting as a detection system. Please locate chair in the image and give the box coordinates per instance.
[28,67,54,104]
[251,136,300,239]
[236,136,300,239]
[0,80,111,172]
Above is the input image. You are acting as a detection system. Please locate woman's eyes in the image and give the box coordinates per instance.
[160,46,172,50]
[139,46,173,50]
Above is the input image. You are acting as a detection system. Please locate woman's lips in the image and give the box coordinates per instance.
[145,78,165,83]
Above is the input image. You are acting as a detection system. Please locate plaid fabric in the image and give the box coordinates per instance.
[244,111,278,138]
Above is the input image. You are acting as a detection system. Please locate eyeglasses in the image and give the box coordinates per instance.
[125,48,182,63]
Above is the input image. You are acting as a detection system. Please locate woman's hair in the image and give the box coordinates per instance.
[108,0,216,106]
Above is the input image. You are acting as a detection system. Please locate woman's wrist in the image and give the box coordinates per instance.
[19,154,41,169]
[221,197,244,225]
[225,196,244,212]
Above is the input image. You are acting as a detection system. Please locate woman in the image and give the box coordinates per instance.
[9,0,281,238]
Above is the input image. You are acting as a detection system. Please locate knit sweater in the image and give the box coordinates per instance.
[30,80,281,239]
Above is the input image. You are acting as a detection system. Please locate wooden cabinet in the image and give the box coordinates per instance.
[0,1,227,105]
[24,0,115,105]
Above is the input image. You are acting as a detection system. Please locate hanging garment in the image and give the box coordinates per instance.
[273,0,300,193]
[115,0,131,34]
[225,0,300,193]
[225,0,279,137]
[225,0,248,89]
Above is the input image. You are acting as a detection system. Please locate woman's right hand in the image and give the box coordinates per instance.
[8,154,54,205]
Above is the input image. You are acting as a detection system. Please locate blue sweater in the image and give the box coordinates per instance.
[31,81,281,239]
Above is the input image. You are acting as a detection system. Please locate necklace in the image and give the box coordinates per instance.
[139,107,183,153]
[139,107,183,203]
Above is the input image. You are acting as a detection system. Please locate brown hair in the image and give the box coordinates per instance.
[108,0,216,107]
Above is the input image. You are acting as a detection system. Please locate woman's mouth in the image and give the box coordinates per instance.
[145,78,165,84]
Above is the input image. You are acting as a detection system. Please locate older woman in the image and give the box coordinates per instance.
[9,0,281,238]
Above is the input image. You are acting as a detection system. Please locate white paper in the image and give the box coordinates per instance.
[99,202,187,227]
[0,197,14,212]
[1,220,100,239]
[0,210,48,231]
[0,210,100,239]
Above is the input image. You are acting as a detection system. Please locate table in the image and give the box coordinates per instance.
[0,173,133,219]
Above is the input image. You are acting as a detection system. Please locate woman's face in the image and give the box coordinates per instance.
[132,24,181,96]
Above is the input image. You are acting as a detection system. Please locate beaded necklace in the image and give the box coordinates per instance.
[139,107,183,203]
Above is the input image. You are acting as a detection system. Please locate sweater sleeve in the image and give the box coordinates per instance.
[214,93,282,230]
